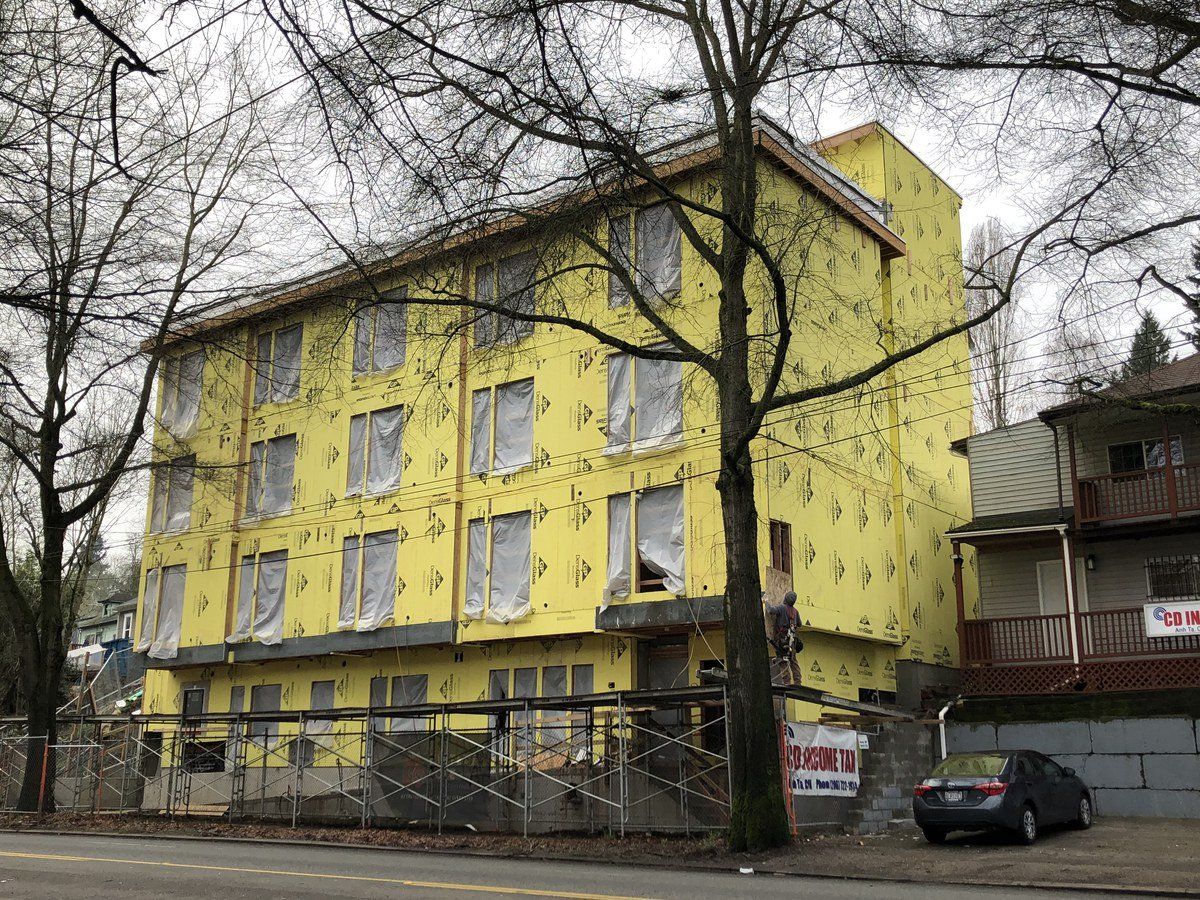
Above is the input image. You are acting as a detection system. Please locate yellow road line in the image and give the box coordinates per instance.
[0,849,658,900]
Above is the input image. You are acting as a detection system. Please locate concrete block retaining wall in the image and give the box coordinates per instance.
[946,716,1200,818]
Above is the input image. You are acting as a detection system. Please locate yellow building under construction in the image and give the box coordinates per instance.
[135,120,974,730]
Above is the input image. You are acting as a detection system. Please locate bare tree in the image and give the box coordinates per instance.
[966,218,1031,429]
[245,0,1041,849]
[0,0,281,810]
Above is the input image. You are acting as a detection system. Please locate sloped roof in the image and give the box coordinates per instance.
[1040,353,1200,421]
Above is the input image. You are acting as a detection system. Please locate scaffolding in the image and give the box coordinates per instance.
[0,686,735,835]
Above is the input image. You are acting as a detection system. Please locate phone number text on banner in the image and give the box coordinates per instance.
[783,722,860,797]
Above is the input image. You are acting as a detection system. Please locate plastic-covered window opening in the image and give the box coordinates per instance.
[149,454,196,533]
[338,530,397,632]
[249,683,281,746]
[389,674,429,732]
[346,405,404,496]
[245,434,296,519]
[464,512,532,624]
[227,550,288,645]
[307,680,335,735]
[469,379,533,475]
[603,485,685,607]
[141,564,187,660]
[606,206,682,306]
[353,287,407,375]
[474,252,536,346]
[160,350,204,437]
[253,324,303,405]
[604,349,682,454]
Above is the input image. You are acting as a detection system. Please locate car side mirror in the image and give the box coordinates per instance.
[1063,767,1076,777]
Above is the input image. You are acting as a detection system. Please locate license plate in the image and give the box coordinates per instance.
[943,790,964,802]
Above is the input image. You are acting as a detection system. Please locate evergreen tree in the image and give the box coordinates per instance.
[1122,312,1173,380]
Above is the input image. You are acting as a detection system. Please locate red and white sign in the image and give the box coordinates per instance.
[1144,601,1200,637]
[782,722,860,797]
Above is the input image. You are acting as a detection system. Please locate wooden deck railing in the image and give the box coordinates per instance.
[964,606,1200,667]
[962,613,1073,665]
[1076,462,1200,524]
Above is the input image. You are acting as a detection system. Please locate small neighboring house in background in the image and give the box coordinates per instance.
[948,354,1200,697]
[73,591,137,647]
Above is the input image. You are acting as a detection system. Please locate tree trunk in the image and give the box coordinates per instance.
[718,434,790,851]
[16,671,57,812]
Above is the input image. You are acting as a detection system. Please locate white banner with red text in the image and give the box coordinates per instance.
[782,722,860,797]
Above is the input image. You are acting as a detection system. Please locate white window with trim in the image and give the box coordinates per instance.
[474,251,537,346]
[464,512,532,624]
[604,485,686,606]
[346,405,404,497]
[118,611,134,640]
[245,434,296,519]
[1146,555,1200,600]
[227,549,288,646]
[149,454,195,533]
[607,204,682,307]
[605,349,683,453]
[160,350,204,438]
[353,288,407,375]
[338,530,397,632]
[470,378,534,475]
[253,324,303,405]
[135,564,188,660]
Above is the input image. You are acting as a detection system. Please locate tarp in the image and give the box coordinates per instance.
[373,292,407,370]
[358,531,396,631]
[227,555,256,642]
[494,379,533,474]
[352,305,374,375]
[148,564,186,660]
[366,406,404,494]
[636,486,686,594]
[496,251,536,343]
[135,569,159,652]
[608,213,631,307]
[634,355,683,450]
[469,389,492,475]
[270,324,302,401]
[246,440,265,516]
[463,519,487,619]
[604,353,632,453]
[346,414,366,495]
[173,350,204,436]
[603,493,631,609]
[487,513,531,623]
[338,535,360,628]
[635,204,682,300]
[263,435,296,516]
[252,550,287,645]
[474,261,495,346]
[165,456,195,531]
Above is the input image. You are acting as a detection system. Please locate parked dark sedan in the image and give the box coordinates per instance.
[913,750,1093,844]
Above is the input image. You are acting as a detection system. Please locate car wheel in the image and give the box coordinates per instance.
[1017,805,1038,845]
[1074,794,1093,829]
[922,827,948,844]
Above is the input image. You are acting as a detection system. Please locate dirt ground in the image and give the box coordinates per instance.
[1,812,1195,895]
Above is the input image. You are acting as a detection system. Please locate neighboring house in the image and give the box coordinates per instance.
[73,591,137,647]
[132,119,971,725]
[949,354,1200,696]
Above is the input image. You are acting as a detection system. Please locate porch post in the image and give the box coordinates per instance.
[951,540,967,665]
[1060,529,1081,665]
[1066,424,1081,519]
[1163,419,1179,520]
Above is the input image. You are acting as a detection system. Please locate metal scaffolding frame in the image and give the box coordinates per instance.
[0,686,735,835]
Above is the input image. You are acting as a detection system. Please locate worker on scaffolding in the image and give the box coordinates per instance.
[765,590,804,686]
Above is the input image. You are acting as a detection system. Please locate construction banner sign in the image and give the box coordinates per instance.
[783,722,860,797]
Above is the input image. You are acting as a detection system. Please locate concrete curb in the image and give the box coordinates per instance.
[1,826,1196,897]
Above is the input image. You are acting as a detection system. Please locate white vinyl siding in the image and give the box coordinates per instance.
[965,419,1067,518]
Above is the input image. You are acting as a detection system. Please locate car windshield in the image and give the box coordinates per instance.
[931,754,1008,777]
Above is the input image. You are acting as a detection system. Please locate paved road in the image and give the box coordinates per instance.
[0,832,1122,899]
